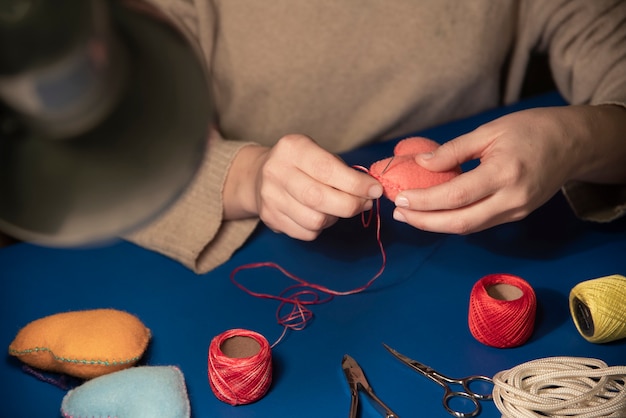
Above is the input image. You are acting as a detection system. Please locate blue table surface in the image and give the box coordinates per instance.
[2,91,625,418]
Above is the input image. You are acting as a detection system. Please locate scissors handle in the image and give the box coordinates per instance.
[348,389,358,418]
[364,387,400,418]
[442,390,482,418]
[458,375,494,400]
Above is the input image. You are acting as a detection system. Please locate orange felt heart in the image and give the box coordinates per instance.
[369,137,461,201]
[9,309,151,379]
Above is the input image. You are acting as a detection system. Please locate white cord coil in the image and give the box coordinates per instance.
[492,357,626,417]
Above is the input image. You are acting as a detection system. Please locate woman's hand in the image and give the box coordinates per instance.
[224,134,383,240]
[392,105,626,234]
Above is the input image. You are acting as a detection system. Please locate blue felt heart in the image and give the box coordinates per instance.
[61,366,190,418]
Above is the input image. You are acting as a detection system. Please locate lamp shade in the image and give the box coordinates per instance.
[0,0,212,246]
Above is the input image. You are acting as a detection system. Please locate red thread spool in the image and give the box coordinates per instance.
[468,274,537,348]
[208,329,272,405]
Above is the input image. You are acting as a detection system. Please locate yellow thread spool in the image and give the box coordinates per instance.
[569,274,626,343]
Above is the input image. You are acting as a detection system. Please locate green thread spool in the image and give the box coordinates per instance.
[569,274,626,343]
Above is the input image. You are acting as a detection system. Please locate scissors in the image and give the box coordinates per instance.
[342,354,400,418]
[383,344,493,418]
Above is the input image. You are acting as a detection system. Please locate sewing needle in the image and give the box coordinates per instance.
[381,156,395,175]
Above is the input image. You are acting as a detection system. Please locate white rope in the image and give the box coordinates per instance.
[492,357,626,417]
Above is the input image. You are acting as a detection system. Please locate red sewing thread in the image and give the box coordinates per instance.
[230,167,387,347]
[211,167,387,404]
[208,329,272,405]
[468,273,537,348]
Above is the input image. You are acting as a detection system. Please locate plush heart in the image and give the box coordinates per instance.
[369,137,461,201]
[9,308,151,379]
[61,366,190,418]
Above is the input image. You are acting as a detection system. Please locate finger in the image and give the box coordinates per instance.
[284,166,374,218]
[267,215,322,241]
[393,197,507,235]
[395,163,504,211]
[280,196,339,234]
[258,179,339,238]
[283,136,382,199]
[416,129,493,172]
[264,201,338,241]
[309,156,383,199]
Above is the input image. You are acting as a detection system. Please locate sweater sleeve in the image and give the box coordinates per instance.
[125,130,259,274]
[524,0,626,222]
[122,0,259,273]
[529,0,626,107]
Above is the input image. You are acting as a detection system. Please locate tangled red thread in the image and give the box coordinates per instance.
[230,177,387,347]
[210,167,387,405]
[468,273,537,348]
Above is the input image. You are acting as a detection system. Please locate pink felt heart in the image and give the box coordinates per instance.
[369,137,461,201]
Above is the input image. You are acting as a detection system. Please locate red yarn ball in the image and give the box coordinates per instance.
[369,137,461,201]
[208,329,272,405]
[468,274,537,348]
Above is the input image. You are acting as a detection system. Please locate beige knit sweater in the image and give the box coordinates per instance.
[127,0,626,273]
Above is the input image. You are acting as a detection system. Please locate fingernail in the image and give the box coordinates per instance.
[393,210,406,223]
[395,195,409,208]
[418,152,434,161]
[368,184,383,199]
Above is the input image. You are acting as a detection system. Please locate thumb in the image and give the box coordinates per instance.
[415,135,475,172]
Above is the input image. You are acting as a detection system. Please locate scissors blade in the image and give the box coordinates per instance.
[342,355,400,418]
[383,344,492,418]
[383,343,434,376]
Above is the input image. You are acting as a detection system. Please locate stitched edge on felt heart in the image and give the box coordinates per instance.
[371,169,404,195]
[8,346,144,367]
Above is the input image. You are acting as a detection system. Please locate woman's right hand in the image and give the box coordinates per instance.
[223,134,383,241]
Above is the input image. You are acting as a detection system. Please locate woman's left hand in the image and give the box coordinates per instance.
[391,105,626,234]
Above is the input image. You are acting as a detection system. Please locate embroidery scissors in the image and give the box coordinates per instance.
[342,354,400,418]
[383,344,493,418]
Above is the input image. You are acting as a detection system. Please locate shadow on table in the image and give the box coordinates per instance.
[532,287,570,340]
[466,193,626,261]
